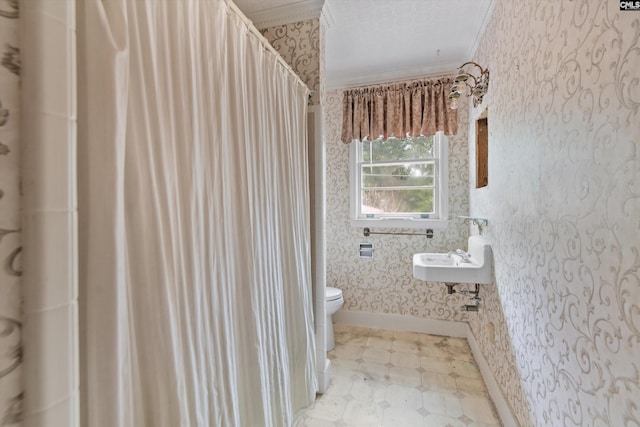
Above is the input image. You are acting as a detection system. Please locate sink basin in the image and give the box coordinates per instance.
[416,253,458,266]
[413,236,493,284]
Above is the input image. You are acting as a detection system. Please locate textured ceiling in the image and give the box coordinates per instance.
[234,0,495,89]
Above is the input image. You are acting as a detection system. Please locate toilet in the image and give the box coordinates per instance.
[325,286,344,351]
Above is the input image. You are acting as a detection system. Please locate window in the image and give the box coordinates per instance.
[350,132,449,229]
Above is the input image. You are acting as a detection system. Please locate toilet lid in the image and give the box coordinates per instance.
[326,287,342,301]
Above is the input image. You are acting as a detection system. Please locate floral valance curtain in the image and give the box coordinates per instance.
[341,77,458,143]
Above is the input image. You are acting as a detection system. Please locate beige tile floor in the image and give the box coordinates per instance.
[295,324,502,427]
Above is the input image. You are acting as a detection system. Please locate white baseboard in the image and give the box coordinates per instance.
[332,310,518,426]
[333,310,467,338]
[466,325,520,427]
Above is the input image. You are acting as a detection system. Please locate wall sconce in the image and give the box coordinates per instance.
[448,62,490,110]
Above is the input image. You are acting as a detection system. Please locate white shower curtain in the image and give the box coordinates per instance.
[78,0,316,425]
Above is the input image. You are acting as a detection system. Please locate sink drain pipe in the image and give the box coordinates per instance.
[445,283,481,311]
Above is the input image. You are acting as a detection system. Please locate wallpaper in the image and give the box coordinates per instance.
[323,87,473,321]
[261,19,320,105]
[467,0,640,426]
[263,18,471,322]
[0,0,22,425]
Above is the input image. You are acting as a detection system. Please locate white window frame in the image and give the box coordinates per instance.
[349,132,449,229]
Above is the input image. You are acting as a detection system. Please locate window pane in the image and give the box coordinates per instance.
[362,188,434,214]
[363,136,434,162]
[362,164,434,188]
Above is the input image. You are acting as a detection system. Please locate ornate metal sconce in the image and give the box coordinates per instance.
[448,62,489,109]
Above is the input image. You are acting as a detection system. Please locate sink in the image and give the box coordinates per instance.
[413,236,493,284]
[416,253,457,266]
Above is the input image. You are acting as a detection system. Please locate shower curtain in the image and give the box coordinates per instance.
[78,0,317,425]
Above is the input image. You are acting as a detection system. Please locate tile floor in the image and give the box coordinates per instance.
[295,324,502,427]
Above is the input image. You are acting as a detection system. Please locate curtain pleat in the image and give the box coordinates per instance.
[80,0,317,426]
[340,92,352,144]
[340,77,458,143]
[371,90,384,140]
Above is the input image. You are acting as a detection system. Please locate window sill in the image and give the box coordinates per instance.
[350,218,449,230]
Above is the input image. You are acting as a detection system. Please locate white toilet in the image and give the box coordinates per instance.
[325,286,344,351]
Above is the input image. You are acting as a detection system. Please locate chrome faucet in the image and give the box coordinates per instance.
[455,249,472,263]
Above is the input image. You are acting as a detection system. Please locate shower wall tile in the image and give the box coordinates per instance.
[467,0,640,425]
[21,0,78,425]
[0,0,23,425]
[23,398,74,427]
[22,305,75,411]
[20,9,72,117]
[323,88,471,321]
[23,0,70,25]
[22,212,75,312]
[22,114,76,211]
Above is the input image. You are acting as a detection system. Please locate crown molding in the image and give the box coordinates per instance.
[468,0,497,59]
[324,62,458,91]
[320,0,335,29]
[245,0,325,29]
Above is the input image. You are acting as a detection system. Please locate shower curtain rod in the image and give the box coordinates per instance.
[224,0,311,93]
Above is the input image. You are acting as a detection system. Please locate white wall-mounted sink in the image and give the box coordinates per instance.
[413,236,493,284]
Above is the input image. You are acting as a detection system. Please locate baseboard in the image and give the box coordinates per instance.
[466,325,520,427]
[333,310,467,338]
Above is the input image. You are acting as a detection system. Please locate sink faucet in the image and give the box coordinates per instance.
[455,249,472,263]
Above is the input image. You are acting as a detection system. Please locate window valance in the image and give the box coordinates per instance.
[341,77,458,143]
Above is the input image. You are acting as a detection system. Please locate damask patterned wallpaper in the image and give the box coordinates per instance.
[261,19,320,105]
[0,0,22,425]
[323,88,473,320]
[263,18,470,321]
[467,0,640,425]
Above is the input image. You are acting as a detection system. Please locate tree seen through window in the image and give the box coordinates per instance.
[360,136,435,214]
